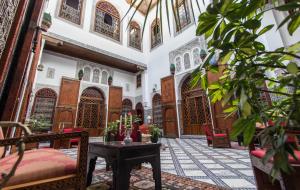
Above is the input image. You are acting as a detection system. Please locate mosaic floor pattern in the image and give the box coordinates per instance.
[61,138,256,190]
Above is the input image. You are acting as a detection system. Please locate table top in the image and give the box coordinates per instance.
[89,141,161,149]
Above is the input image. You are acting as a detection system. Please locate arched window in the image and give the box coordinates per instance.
[129,21,141,50]
[175,57,182,72]
[101,71,108,84]
[174,0,191,32]
[59,0,84,25]
[151,19,162,49]
[32,88,57,126]
[135,102,144,125]
[122,99,132,115]
[92,69,100,83]
[83,67,91,81]
[94,1,120,41]
[184,53,191,69]
[152,94,162,128]
[193,48,201,65]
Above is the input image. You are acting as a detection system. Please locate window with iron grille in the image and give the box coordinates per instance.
[59,0,83,25]
[94,1,120,42]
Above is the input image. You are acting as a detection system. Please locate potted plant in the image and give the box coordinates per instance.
[170,64,175,75]
[104,121,118,142]
[41,12,52,31]
[78,69,84,80]
[108,76,113,86]
[26,115,51,134]
[149,124,161,143]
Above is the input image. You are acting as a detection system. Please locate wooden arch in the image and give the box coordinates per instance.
[96,1,120,18]
[76,87,105,136]
[122,98,133,115]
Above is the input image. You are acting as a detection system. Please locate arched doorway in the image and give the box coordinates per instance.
[32,88,57,131]
[122,99,132,115]
[135,102,144,125]
[76,87,105,136]
[181,76,212,135]
[152,94,162,128]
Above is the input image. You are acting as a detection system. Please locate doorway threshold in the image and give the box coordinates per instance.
[180,135,206,139]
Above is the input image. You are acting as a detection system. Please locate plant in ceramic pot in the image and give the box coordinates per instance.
[170,63,175,75]
[108,76,113,85]
[78,69,84,80]
[149,124,161,143]
[104,121,119,142]
[41,12,52,31]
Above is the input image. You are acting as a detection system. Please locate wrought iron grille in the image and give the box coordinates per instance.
[0,0,20,60]
[59,0,83,25]
[94,2,120,41]
[32,88,57,124]
[129,22,141,50]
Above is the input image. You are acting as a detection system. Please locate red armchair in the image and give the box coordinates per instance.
[204,125,231,148]
[0,122,88,190]
[249,130,300,190]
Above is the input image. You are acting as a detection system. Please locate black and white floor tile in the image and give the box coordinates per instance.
[61,137,256,190]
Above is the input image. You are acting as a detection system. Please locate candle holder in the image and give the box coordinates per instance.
[123,128,132,144]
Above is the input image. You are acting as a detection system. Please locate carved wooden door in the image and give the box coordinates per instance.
[161,76,178,137]
[77,87,105,136]
[182,76,211,135]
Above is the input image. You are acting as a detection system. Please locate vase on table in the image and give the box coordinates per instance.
[124,128,133,144]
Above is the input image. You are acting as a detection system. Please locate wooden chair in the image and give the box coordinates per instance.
[0,122,88,190]
[249,130,300,190]
[204,125,231,148]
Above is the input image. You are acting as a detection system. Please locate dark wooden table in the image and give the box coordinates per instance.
[86,141,161,190]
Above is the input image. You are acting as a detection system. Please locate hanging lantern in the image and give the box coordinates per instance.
[200,49,207,61]
[37,64,44,71]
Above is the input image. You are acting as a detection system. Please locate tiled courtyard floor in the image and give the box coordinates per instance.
[62,138,256,190]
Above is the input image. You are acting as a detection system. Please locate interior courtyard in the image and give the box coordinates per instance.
[0,0,299,190]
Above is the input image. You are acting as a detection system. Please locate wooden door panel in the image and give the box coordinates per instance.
[53,78,80,132]
[161,76,178,137]
[108,86,122,122]
[164,108,178,138]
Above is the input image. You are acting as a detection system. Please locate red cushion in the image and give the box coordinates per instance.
[207,137,212,141]
[214,133,227,137]
[0,149,76,187]
[73,128,82,132]
[63,128,73,133]
[251,149,300,164]
[70,138,80,143]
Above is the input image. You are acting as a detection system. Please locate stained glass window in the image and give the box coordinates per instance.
[129,21,141,50]
[59,0,83,25]
[93,69,100,83]
[184,53,191,69]
[94,1,120,41]
[193,48,201,65]
[151,19,162,49]
[83,67,91,81]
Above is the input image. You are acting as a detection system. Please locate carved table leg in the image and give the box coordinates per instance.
[151,152,162,190]
[113,161,131,190]
[86,155,97,186]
